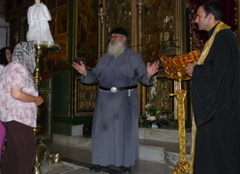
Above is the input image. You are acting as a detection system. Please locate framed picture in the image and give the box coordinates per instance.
[145,43,159,62]
[41,0,46,4]
[45,52,57,72]
[54,36,68,64]
[46,0,56,10]
[56,8,68,36]
[57,0,68,7]
[16,0,23,6]
[6,0,14,10]
[146,77,173,112]
[75,0,98,67]
[74,75,96,117]
[10,28,19,48]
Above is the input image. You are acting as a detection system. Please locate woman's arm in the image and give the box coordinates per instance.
[11,88,43,106]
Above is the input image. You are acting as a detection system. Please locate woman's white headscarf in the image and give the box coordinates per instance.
[12,41,36,74]
[12,42,36,88]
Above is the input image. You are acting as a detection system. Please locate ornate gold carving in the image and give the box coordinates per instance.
[34,42,61,85]
[103,0,131,49]
[146,77,172,112]
[33,138,61,174]
[78,84,96,110]
[188,3,205,51]
[142,0,176,60]
[172,161,191,174]
[159,50,201,81]
[237,0,240,42]
[33,42,61,174]
[74,75,97,116]
[171,89,191,174]
[75,0,98,66]
[190,117,197,174]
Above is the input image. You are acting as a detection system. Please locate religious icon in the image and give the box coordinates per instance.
[56,8,68,35]
[146,43,159,62]
[57,0,68,6]
[46,0,56,10]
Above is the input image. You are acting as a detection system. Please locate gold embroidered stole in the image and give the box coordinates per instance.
[197,22,230,65]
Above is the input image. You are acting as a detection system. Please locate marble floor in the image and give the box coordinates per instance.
[45,142,174,174]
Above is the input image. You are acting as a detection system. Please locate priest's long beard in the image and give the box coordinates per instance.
[107,40,125,57]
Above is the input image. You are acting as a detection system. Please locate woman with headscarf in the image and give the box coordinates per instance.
[0,42,43,174]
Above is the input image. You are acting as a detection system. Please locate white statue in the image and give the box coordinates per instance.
[26,0,54,42]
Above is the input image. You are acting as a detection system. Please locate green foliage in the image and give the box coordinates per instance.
[139,76,192,130]
[140,76,172,127]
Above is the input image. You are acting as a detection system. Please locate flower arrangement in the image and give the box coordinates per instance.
[140,103,169,128]
[140,76,170,128]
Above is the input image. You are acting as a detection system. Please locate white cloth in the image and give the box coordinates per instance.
[26,3,54,42]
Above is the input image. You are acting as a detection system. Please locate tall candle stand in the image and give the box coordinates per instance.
[171,72,191,174]
[32,41,61,174]
[159,50,201,174]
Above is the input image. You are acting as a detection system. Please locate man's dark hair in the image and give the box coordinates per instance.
[199,1,222,20]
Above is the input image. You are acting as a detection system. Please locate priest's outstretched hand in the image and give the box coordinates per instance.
[72,61,87,76]
[147,61,159,80]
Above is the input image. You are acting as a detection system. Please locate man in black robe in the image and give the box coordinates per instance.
[186,1,240,174]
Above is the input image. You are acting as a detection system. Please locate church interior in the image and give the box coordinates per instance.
[0,0,239,173]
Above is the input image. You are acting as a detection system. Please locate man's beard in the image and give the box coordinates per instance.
[107,40,126,56]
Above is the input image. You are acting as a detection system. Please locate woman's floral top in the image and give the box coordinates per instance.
[0,60,38,127]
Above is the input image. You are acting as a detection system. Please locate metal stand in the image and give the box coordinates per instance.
[159,52,201,174]
[32,41,61,174]
[171,72,191,174]
[171,89,191,174]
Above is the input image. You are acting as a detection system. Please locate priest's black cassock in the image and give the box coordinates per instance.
[192,24,240,174]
